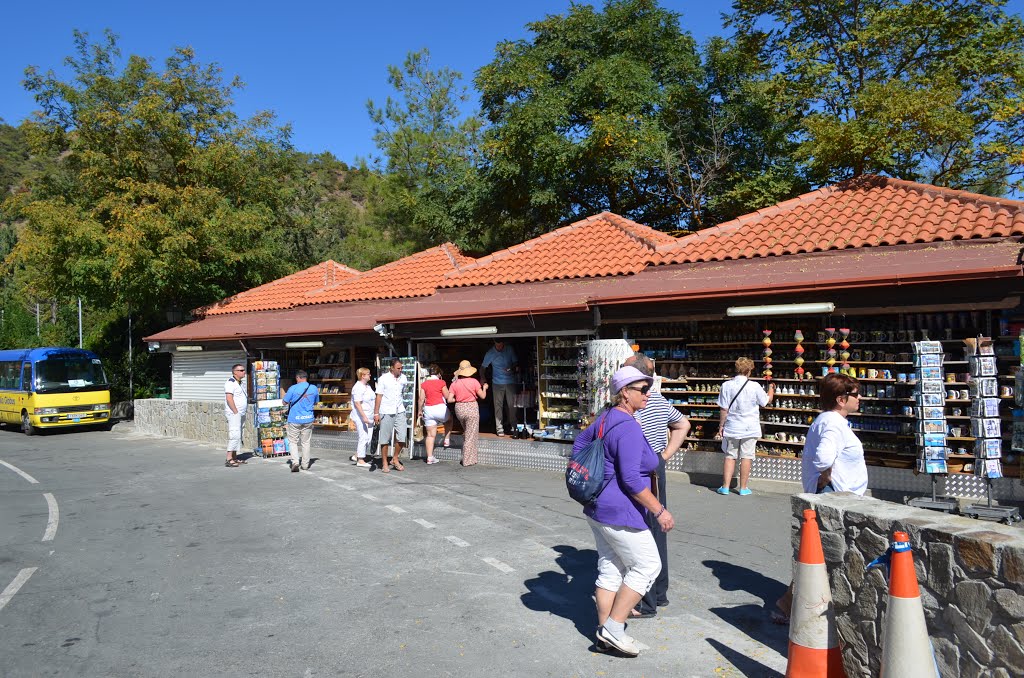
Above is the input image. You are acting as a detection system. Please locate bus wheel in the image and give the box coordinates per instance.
[21,412,35,436]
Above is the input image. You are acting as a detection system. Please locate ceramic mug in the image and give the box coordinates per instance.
[1001,386,1014,397]
[897,373,907,383]
[949,427,963,438]
[867,368,879,378]
[945,373,956,383]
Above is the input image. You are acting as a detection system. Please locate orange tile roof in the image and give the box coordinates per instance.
[441,212,678,288]
[654,175,1024,265]
[200,261,361,316]
[299,243,473,305]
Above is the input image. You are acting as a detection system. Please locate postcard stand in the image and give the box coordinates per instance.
[908,340,958,512]
[962,335,1020,524]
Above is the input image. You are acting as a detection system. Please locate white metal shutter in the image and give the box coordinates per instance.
[171,350,247,401]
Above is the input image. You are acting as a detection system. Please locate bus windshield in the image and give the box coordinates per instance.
[34,355,108,393]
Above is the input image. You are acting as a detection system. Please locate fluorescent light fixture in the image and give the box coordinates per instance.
[175,345,203,352]
[285,340,324,349]
[440,326,498,337]
[726,302,835,318]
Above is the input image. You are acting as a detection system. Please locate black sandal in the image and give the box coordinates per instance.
[225,459,240,467]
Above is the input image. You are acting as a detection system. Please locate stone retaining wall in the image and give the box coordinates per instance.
[795,493,1024,677]
[134,398,254,446]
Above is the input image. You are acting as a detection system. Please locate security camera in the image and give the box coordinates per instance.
[373,323,385,334]
[148,342,160,353]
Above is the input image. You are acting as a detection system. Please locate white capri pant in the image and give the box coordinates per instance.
[354,415,373,459]
[226,411,245,452]
[723,436,757,460]
[587,517,661,595]
[422,403,449,427]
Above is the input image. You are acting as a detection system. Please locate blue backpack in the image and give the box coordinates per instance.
[566,412,617,506]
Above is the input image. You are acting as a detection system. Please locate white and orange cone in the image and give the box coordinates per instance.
[786,508,846,677]
[879,531,939,678]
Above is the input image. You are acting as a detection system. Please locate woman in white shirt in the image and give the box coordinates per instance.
[801,372,867,495]
[775,372,867,625]
[349,368,376,468]
[715,357,774,495]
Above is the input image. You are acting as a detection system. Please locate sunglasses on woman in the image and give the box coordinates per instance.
[627,384,652,395]
[844,391,860,398]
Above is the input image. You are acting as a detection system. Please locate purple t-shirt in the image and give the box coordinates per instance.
[575,407,660,530]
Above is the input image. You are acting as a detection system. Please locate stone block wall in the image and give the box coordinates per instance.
[795,493,1024,677]
[134,398,253,446]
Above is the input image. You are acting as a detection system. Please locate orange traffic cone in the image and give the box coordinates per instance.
[879,531,939,677]
[786,508,846,677]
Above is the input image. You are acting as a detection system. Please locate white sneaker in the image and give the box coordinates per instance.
[355,459,371,468]
[596,626,640,656]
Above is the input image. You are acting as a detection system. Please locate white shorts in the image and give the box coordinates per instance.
[422,403,449,427]
[587,517,661,595]
[723,437,757,460]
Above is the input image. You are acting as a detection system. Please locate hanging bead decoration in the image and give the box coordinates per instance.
[825,327,837,374]
[762,329,773,381]
[794,329,805,380]
[839,327,851,376]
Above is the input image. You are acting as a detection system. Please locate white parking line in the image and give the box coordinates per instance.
[361,494,378,501]
[481,557,514,573]
[42,493,58,542]
[0,568,38,613]
[446,535,470,548]
[413,519,435,529]
[336,484,355,491]
[385,505,406,514]
[0,460,39,484]
[317,476,335,483]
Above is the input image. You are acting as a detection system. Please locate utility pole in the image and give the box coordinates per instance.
[78,297,83,348]
[128,314,133,400]
[35,302,39,338]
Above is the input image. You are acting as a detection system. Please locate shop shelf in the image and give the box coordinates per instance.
[315,423,350,429]
[766,407,820,413]
[814,361,914,366]
[757,438,804,446]
[762,421,810,428]
[848,412,913,418]
[308,363,349,367]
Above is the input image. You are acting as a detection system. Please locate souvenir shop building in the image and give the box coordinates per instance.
[145,176,1024,496]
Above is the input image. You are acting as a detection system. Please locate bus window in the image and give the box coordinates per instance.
[34,355,107,393]
[22,363,32,392]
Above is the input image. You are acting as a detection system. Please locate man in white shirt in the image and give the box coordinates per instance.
[714,357,774,495]
[224,363,248,468]
[373,358,409,472]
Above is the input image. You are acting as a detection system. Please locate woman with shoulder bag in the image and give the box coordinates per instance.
[714,357,774,496]
[574,366,674,657]
[447,360,487,466]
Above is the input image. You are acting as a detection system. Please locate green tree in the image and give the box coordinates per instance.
[476,0,703,233]
[367,49,487,251]
[4,30,298,317]
[728,0,1024,192]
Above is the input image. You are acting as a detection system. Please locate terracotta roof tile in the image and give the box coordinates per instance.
[200,261,361,316]
[299,244,473,305]
[441,212,677,288]
[653,175,1024,265]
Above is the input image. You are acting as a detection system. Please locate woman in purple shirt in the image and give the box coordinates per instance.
[573,366,675,657]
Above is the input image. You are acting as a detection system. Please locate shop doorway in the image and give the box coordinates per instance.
[417,337,537,435]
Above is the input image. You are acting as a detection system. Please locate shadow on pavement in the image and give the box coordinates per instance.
[706,637,784,677]
[703,559,787,609]
[520,544,597,641]
[704,560,790,655]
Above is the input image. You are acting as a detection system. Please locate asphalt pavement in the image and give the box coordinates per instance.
[0,423,792,677]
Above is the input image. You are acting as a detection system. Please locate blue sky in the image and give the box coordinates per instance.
[2,1,1022,166]
[0,1,738,164]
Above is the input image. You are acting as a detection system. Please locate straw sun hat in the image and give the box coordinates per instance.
[454,360,478,377]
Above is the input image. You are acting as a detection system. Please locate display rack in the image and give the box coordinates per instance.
[251,360,287,458]
[536,336,589,441]
[908,340,958,512]
[962,335,1021,523]
[633,316,1021,476]
[309,349,354,429]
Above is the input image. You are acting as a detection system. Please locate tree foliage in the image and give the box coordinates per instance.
[4,30,300,316]
[367,49,487,251]
[728,0,1024,192]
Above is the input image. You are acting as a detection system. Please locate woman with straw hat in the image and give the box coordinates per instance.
[447,360,488,466]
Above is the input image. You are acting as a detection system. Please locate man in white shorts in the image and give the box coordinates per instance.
[714,357,774,495]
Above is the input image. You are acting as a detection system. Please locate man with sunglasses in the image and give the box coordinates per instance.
[224,363,248,468]
[623,354,689,619]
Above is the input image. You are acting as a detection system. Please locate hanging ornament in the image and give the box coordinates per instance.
[762,329,773,380]
[794,329,805,379]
